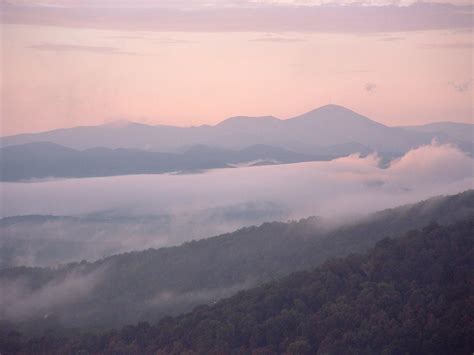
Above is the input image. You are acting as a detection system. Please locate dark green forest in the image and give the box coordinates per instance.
[1,191,473,332]
[3,218,473,354]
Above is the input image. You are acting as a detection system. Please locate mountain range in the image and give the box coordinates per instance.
[1,104,472,181]
[1,105,472,153]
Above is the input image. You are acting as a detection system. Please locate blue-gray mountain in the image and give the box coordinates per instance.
[1,105,471,181]
[1,104,471,153]
[0,142,335,181]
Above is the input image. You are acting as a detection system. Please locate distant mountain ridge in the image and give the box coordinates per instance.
[0,142,335,181]
[2,105,471,155]
[401,121,474,143]
[2,105,471,180]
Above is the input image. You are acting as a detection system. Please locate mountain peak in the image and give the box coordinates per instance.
[102,120,153,129]
[296,104,362,117]
[314,104,356,113]
[102,120,134,128]
[216,115,280,128]
[289,104,385,128]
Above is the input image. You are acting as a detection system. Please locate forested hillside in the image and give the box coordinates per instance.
[1,191,473,332]
[3,218,473,354]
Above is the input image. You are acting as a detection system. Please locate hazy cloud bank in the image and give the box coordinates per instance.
[0,143,472,267]
[2,2,472,33]
[2,142,470,217]
[448,78,473,92]
[149,278,257,309]
[0,267,105,320]
[0,202,287,268]
[28,43,140,56]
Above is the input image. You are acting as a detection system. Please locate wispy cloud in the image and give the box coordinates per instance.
[0,267,106,320]
[249,37,307,43]
[365,82,377,93]
[6,1,474,9]
[419,42,474,50]
[448,79,472,93]
[3,2,473,33]
[28,43,140,56]
[153,38,194,44]
[109,35,193,44]
[378,36,405,42]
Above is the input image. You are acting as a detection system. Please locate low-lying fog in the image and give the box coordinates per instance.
[1,143,472,268]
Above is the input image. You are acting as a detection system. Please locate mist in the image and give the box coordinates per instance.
[0,202,288,268]
[1,143,472,267]
[0,267,105,321]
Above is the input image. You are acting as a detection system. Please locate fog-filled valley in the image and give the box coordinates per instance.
[1,142,472,268]
[1,189,473,332]
[3,134,474,355]
[2,0,474,351]
[1,99,473,354]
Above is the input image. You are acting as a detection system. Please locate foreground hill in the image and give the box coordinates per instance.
[3,104,469,155]
[3,218,473,354]
[0,190,472,331]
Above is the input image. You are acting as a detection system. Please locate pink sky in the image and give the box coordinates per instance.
[1,0,472,135]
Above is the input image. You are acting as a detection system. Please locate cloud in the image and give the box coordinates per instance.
[365,82,377,93]
[0,267,105,320]
[149,278,257,308]
[2,2,473,33]
[6,0,474,9]
[249,37,307,43]
[419,42,474,49]
[378,36,405,41]
[384,143,472,184]
[109,35,194,44]
[153,38,194,44]
[335,69,372,74]
[0,142,472,324]
[28,43,140,56]
[0,202,288,268]
[448,78,472,92]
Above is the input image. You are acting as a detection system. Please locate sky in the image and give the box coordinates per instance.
[0,0,473,135]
